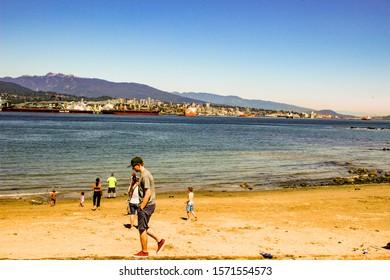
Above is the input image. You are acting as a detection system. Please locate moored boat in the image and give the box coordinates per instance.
[184,107,197,117]
[2,106,93,114]
[2,106,62,113]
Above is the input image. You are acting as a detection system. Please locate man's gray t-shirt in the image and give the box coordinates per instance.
[139,168,155,206]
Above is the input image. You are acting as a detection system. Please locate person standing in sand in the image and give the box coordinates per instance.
[185,187,197,221]
[50,189,56,206]
[126,171,138,215]
[107,172,117,198]
[129,156,165,258]
[92,178,102,210]
[128,177,140,228]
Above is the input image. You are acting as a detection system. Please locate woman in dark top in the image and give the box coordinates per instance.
[92,178,102,210]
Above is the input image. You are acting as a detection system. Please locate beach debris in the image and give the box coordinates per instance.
[30,199,44,205]
[363,250,368,254]
[240,183,253,190]
[260,252,273,259]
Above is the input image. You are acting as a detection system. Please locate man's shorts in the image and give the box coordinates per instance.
[137,204,156,231]
[108,187,116,193]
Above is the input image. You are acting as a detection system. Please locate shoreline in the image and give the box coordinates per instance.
[1,183,389,260]
[1,164,389,199]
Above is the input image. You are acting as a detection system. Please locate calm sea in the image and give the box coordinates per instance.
[1,112,389,198]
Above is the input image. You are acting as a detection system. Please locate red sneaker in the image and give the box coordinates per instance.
[156,239,165,254]
[133,251,149,258]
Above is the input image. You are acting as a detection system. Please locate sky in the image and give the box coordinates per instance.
[1,0,389,116]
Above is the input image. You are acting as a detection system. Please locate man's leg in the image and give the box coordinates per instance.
[139,229,148,252]
[147,227,165,253]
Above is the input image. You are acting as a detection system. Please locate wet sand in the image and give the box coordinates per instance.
[0,184,389,260]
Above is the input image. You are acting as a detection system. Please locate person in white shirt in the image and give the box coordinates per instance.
[128,177,140,228]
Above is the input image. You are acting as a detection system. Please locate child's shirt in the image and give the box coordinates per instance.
[188,192,194,205]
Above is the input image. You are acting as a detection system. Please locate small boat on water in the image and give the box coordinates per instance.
[184,107,197,117]
[277,113,293,118]
[362,116,372,121]
[1,105,159,115]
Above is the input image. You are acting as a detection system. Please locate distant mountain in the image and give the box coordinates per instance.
[1,73,350,116]
[0,81,37,95]
[175,92,314,113]
[0,73,201,104]
[0,81,94,103]
[315,109,341,116]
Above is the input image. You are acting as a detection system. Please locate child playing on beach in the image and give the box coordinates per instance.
[185,187,197,221]
[79,192,85,207]
[50,189,56,206]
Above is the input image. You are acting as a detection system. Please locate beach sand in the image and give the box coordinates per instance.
[0,184,389,260]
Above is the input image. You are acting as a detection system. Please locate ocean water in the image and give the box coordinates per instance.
[0,112,389,197]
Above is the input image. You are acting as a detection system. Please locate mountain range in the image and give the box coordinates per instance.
[175,92,314,112]
[0,73,199,104]
[1,72,335,114]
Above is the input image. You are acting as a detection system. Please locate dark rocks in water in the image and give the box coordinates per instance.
[348,168,369,175]
[333,178,355,185]
[240,183,253,190]
[325,161,352,167]
[350,126,389,130]
[333,167,390,186]
[282,166,390,189]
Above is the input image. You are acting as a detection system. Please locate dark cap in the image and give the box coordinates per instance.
[128,156,143,168]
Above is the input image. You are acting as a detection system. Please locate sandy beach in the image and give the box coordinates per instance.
[1,184,389,260]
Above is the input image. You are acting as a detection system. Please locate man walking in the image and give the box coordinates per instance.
[129,156,165,258]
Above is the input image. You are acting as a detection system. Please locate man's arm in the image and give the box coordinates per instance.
[140,188,151,210]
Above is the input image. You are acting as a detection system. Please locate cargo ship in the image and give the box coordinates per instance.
[1,106,93,114]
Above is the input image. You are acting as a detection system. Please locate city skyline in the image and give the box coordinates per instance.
[1,0,389,116]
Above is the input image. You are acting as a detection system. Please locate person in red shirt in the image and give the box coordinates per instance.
[50,189,56,206]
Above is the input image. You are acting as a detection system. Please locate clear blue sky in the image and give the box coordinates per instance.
[1,0,389,116]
